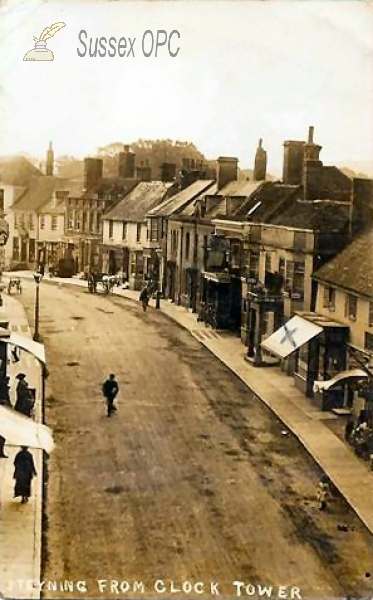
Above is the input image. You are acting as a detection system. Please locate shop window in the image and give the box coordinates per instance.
[365,332,373,352]
[29,239,36,262]
[185,232,191,260]
[323,286,335,311]
[51,216,58,231]
[296,344,308,380]
[345,293,358,321]
[278,257,285,278]
[249,252,259,279]
[12,237,20,261]
[136,223,141,243]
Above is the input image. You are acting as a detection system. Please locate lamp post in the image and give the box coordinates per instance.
[33,272,43,342]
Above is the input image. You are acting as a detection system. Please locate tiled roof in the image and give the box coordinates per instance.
[12,177,75,211]
[232,182,302,221]
[82,177,138,198]
[105,181,176,221]
[313,229,373,298]
[319,166,352,199]
[0,157,43,186]
[149,180,215,217]
[269,199,351,231]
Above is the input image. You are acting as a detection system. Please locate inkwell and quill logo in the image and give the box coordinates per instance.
[23,22,66,61]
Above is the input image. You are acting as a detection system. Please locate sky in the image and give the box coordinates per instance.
[0,0,372,176]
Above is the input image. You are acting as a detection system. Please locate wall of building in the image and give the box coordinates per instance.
[316,281,373,352]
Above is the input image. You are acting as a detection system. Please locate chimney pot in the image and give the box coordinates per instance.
[308,126,314,144]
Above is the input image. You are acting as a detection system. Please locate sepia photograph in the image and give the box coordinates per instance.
[0,1,373,599]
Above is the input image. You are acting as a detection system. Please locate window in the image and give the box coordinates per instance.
[74,211,81,231]
[345,293,358,321]
[89,213,95,233]
[136,223,142,243]
[108,220,114,239]
[122,222,127,240]
[82,211,87,232]
[68,211,74,230]
[369,302,373,327]
[51,216,58,231]
[29,214,34,230]
[0,189,4,213]
[265,251,272,273]
[185,232,191,260]
[14,214,18,229]
[292,261,305,298]
[249,252,260,279]
[150,219,158,242]
[12,237,20,261]
[323,286,335,311]
[40,215,45,230]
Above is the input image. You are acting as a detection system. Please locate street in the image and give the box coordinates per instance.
[19,281,373,599]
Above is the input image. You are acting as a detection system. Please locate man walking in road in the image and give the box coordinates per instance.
[102,373,119,417]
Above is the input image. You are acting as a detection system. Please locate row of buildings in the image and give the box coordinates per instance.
[1,128,372,411]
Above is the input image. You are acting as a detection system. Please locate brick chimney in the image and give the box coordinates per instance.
[282,140,304,184]
[351,177,373,234]
[136,160,152,181]
[46,141,54,176]
[303,125,323,200]
[118,145,135,178]
[216,157,238,191]
[84,157,103,191]
[254,139,267,181]
[160,163,176,182]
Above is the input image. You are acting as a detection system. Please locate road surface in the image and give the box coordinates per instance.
[19,281,373,599]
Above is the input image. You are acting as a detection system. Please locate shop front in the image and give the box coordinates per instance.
[262,312,350,410]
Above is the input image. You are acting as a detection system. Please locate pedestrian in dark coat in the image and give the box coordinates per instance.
[344,417,354,443]
[102,373,119,417]
[13,446,37,503]
[14,373,33,417]
[0,376,11,407]
[139,285,149,312]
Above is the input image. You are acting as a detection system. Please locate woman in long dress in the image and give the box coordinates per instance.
[13,446,37,503]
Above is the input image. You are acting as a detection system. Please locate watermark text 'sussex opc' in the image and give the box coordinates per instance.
[77,29,180,58]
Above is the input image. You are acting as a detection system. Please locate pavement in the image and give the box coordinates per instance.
[0,289,43,600]
[1,270,373,598]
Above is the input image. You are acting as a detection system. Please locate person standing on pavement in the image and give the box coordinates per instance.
[0,376,12,407]
[317,475,331,511]
[139,285,149,312]
[13,446,37,503]
[102,373,119,417]
[14,373,34,417]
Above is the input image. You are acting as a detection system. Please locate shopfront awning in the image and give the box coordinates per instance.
[0,406,54,453]
[261,315,323,359]
[202,271,231,284]
[313,369,369,393]
[7,333,46,364]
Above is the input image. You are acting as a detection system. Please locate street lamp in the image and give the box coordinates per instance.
[33,272,43,342]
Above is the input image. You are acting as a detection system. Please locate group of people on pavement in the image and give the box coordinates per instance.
[0,372,35,417]
[0,372,38,504]
[344,412,373,469]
